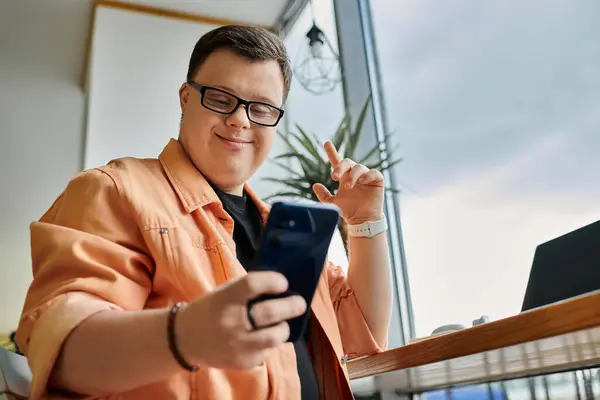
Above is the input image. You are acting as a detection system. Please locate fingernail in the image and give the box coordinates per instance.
[276,275,289,290]
[297,296,307,311]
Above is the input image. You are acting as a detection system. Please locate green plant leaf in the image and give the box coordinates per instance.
[311,132,323,150]
[276,130,299,152]
[276,131,322,169]
[264,188,319,202]
[266,159,304,179]
[346,96,372,160]
[263,191,305,201]
[358,145,379,165]
[262,177,311,185]
[322,175,337,193]
[367,157,403,172]
[262,178,307,191]
[292,124,323,164]
[269,96,403,204]
[386,142,402,162]
[358,133,396,164]
[273,151,330,186]
[262,178,312,193]
[277,130,320,168]
[331,116,350,151]
[274,152,321,175]
[287,131,319,164]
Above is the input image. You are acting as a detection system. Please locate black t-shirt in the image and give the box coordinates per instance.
[212,186,319,399]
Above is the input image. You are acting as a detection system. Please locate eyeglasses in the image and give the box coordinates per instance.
[187,81,285,127]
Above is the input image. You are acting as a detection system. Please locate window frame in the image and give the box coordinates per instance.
[331,0,416,348]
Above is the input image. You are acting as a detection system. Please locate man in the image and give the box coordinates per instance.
[16,25,392,399]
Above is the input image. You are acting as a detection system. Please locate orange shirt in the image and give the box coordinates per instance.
[16,139,383,399]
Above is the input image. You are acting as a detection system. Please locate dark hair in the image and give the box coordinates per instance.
[186,25,292,102]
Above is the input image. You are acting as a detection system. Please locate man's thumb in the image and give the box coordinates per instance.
[312,183,334,203]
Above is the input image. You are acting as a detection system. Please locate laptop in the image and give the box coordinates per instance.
[521,219,600,312]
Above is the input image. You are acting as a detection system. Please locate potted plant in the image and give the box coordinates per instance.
[263,98,401,255]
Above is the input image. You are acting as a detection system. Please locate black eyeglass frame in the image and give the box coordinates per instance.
[187,81,285,127]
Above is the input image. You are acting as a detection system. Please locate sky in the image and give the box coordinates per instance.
[286,0,600,338]
[373,0,600,337]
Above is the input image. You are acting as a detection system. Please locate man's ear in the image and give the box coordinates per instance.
[179,82,190,113]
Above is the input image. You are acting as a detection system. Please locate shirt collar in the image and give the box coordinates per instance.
[159,138,220,213]
[244,185,271,223]
[158,138,271,219]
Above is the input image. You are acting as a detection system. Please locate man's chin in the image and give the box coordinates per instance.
[189,151,262,192]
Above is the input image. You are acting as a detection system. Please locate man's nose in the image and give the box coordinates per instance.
[225,105,251,129]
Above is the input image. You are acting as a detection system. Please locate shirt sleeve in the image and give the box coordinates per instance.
[326,261,386,359]
[15,168,153,399]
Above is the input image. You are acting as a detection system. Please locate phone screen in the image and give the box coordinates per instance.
[250,201,339,342]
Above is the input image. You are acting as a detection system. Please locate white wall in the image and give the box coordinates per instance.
[0,0,93,333]
[85,6,213,169]
[86,6,290,199]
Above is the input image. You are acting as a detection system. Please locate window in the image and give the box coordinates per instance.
[263,0,349,266]
[369,0,600,338]
[283,0,344,138]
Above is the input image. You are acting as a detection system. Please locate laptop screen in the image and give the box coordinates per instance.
[521,219,600,312]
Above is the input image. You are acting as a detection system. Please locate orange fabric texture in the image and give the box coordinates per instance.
[16,139,383,399]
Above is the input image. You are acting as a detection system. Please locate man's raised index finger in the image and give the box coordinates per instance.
[324,141,342,168]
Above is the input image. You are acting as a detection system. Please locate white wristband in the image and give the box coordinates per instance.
[347,215,388,238]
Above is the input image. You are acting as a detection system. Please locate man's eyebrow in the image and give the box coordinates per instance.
[214,84,279,106]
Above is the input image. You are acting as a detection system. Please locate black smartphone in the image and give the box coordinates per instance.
[249,201,340,342]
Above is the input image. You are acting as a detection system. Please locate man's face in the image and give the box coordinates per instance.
[178,49,285,194]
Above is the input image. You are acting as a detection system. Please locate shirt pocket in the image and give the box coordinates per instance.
[143,225,225,301]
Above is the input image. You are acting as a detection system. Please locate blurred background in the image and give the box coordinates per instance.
[1,0,599,398]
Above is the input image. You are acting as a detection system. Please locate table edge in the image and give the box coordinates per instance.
[348,290,600,379]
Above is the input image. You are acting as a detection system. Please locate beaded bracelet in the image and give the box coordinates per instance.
[167,302,199,372]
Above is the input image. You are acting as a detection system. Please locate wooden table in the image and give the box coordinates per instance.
[348,290,600,394]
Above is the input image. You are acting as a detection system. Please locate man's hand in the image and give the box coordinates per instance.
[312,142,392,349]
[177,271,306,369]
[312,141,385,225]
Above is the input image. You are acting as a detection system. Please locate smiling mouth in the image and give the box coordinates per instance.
[216,134,253,144]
